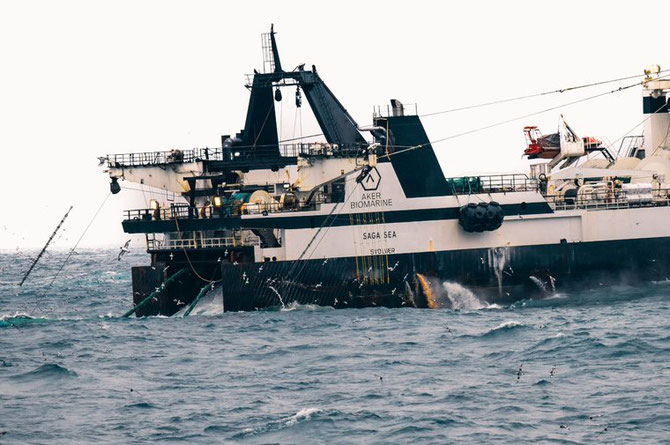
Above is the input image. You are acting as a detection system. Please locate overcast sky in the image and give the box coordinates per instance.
[1,0,669,249]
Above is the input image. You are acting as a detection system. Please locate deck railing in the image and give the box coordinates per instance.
[123,197,329,223]
[106,143,370,168]
[146,233,260,251]
[546,189,670,211]
[446,174,538,195]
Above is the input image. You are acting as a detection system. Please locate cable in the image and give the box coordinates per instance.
[252,105,275,147]
[610,101,670,157]
[172,213,221,284]
[420,69,670,118]
[280,132,324,143]
[277,180,361,306]
[379,76,670,161]
[27,192,111,316]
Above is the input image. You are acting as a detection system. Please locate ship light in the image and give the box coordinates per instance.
[645,64,662,77]
[149,199,159,210]
[213,196,223,207]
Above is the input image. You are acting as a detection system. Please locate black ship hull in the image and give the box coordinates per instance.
[131,236,670,316]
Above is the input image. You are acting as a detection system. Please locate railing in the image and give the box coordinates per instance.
[373,103,418,118]
[124,197,329,223]
[107,148,223,168]
[106,142,369,168]
[617,135,644,158]
[146,233,260,251]
[546,189,670,211]
[446,174,538,195]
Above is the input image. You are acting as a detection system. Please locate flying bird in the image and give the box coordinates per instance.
[117,240,131,261]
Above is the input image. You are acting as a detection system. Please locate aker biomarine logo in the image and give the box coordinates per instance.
[359,166,382,191]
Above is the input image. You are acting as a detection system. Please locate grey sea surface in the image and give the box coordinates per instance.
[1,249,669,444]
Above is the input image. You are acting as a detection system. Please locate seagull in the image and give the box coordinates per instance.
[97,156,107,166]
[173,299,185,306]
[117,239,131,261]
[315,282,322,288]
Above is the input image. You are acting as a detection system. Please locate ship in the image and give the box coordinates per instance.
[102,26,670,316]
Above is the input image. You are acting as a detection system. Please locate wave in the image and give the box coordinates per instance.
[10,363,77,382]
[231,407,324,439]
[480,320,528,338]
[280,302,334,312]
[0,312,51,328]
[173,286,224,317]
[283,407,322,425]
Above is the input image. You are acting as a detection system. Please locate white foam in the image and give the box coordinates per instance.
[173,286,224,317]
[284,407,322,425]
[494,320,524,330]
[442,281,488,310]
[280,301,333,312]
[0,311,34,321]
[529,276,547,292]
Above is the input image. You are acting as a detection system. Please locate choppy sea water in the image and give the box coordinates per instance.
[1,249,669,444]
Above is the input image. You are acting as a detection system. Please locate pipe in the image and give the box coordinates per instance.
[121,268,187,318]
[184,282,216,317]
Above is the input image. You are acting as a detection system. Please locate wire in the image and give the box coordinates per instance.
[420,69,670,118]
[277,180,361,305]
[610,101,670,157]
[27,193,111,316]
[280,132,324,143]
[172,213,221,284]
[380,76,670,161]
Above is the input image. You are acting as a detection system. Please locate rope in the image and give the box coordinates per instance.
[172,213,220,284]
[611,101,670,157]
[280,132,324,143]
[252,105,275,148]
[377,76,669,162]
[420,69,670,118]
[278,180,361,304]
[27,192,111,316]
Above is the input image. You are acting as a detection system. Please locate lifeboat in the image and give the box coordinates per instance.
[523,126,560,159]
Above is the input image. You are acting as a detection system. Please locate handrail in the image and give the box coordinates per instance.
[146,233,260,251]
[124,198,328,223]
[446,174,538,195]
[105,142,369,168]
[545,188,670,211]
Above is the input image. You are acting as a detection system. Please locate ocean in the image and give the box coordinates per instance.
[1,249,669,444]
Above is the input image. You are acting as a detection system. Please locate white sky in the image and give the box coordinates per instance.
[1,0,669,249]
